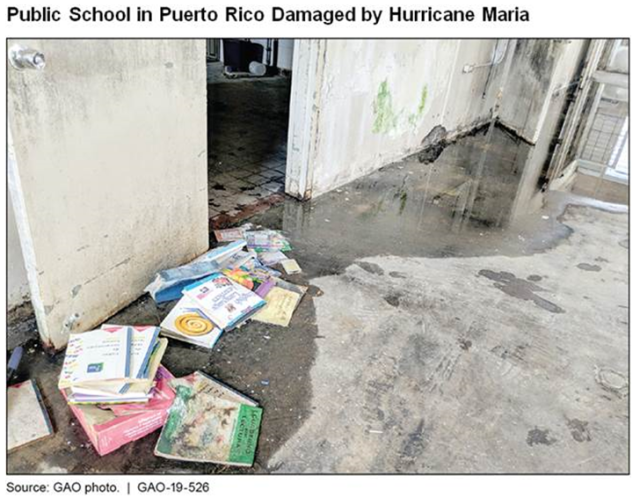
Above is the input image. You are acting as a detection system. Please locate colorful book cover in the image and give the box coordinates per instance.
[222,267,273,297]
[154,372,262,466]
[160,297,223,349]
[245,230,292,253]
[182,273,266,331]
[59,327,131,389]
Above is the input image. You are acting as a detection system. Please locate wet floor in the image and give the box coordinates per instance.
[252,125,574,277]
[7,125,628,474]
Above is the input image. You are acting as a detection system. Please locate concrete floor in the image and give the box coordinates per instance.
[7,128,628,474]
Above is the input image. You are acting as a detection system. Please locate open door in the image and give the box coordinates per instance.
[7,39,209,350]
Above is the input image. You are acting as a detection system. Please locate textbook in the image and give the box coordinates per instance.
[64,365,175,456]
[182,273,266,331]
[101,325,160,382]
[66,338,168,404]
[160,296,223,349]
[154,371,262,466]
[59,327,132,389]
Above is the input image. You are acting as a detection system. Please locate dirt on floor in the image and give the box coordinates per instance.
[7,127,628,474]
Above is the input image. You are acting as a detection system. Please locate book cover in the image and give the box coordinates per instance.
[154,372,262,466]
[160,297,223,349]
[68,338,168,401]
[101,325,160,379]
[58,327,132,389]
[182,273,266,331]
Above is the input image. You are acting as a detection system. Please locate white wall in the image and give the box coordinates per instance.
[294,40,507,197]
[7,200,30,308]
[8,39,209,350]
[219,39,294,70]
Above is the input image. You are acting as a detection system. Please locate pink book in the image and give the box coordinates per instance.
[62,365,175,456]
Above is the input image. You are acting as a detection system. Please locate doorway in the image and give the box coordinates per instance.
[205,39,294,227]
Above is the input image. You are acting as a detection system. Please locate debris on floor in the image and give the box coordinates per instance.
[156,226,305,337]
[59,325,167,404]
[8,379,54,452]
[154,371,262,466]
[160,297,223,349]
[145,240,247,303]
[48,227,303,464]
[253,280,307,327]
[65,366,176,456]
[57,325,173,455]
[7,345,24,385]
[281,258,302,275]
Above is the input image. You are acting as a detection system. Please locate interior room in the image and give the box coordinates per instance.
[205,39,293,226]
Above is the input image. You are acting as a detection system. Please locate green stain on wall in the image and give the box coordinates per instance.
[408,85,429,127]
[372,80,398,134]
[373,81,429,133]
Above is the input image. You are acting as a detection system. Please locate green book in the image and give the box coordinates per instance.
[154,372,262,467]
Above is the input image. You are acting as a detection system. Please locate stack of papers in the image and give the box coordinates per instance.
[59,325,167,404]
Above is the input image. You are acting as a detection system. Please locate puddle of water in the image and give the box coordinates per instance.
[253,125,570,276]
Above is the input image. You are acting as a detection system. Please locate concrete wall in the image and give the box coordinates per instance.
[503,40,589,218]
[499,40,587,142]
[7,200,30,308]
[299,40,507,196]
[8,39,209,350]
[295,39,588,211]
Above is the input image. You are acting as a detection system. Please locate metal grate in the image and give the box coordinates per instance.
[580,106,627,165]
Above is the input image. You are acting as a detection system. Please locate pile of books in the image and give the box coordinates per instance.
[159,228,307,349]
[59,325,167,404]
[160,268,268,349]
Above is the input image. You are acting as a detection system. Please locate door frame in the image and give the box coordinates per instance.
[285,40,327,200]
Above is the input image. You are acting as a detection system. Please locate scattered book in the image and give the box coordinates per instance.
[59,324,168,405]
[245,230,292,253]
[155,372,262,467]
[253,279,307,327]
[214,224,253,243]
[8,379,54,452]
[160,296,223,349]
[182,273,266,331]
[145,240,247,303]
[258,250,288,267]
[281,258,302,275]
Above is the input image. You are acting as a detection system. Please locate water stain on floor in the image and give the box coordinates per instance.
[8,124,628,474]
[477,269,565,314]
